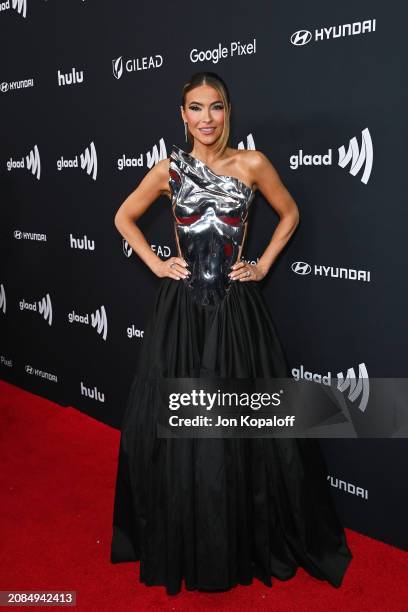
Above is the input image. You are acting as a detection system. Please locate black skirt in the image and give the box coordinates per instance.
[110,277,353,595]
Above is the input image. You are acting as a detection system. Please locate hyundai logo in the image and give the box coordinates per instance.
[290,30,312,46]
[291,261,312,275]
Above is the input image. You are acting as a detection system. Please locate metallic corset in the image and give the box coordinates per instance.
[168,144,255,307]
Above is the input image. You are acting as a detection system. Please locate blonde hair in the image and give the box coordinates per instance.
[181,72,231,159]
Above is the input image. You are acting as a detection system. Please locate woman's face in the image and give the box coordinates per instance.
[181,85,226,147]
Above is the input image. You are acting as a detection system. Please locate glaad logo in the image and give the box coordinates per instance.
[69,234,95,251]
[127,324,144,339]
[117,137,167,171]
[0,0,27,19]
[146,137,167,168]
[19,293,53,325]
[80,381,105,403]
[57,141,98,180]
[327,475,368,499]
[237,133,255,150]
[120,134,250,257]
[292,362,369,413]
[338,362,369,413]
[291,261,371,282]
[57,67,84,87]
[38,294,53,326]
[13,230,47,241]
[0,284,6,314]
[6,144,41,180]
[91,306,107,341]
[338,127,373,185]
[290,19,376,46]
[68,306,108,340]
[112,53,163,80]
[81,141,97,180]
[118,152,144,170]
[289,128,373,184]
[25,364,58,383]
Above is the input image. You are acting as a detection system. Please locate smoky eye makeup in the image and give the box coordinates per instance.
[188,103,224,111]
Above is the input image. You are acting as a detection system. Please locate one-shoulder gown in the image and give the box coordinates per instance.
[110,144,353,595]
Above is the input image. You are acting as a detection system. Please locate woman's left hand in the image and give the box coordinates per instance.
[228,260,268,282]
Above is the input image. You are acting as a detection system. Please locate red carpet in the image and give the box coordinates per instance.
[1,379,407,611]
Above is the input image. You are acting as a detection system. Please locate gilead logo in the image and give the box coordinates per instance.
[122,239,132,258]
[151,244,171,258]
[112,54,163,79]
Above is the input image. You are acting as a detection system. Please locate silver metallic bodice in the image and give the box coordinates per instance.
[168,144,255,306]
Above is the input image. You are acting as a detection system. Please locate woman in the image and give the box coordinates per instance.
[110,71,353,595]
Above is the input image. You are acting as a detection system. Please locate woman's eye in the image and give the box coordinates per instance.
[188,105,224,111]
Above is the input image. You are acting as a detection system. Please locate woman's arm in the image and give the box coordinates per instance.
[114,158,189,280]
[230,150,300,282]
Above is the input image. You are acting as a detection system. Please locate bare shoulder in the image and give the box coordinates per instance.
[141,156,171,199]
[236,148,274,171]
[151,156,171,177]
[233,148,278,191]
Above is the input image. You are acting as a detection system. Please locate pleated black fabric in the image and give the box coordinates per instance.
[110,276,353,595]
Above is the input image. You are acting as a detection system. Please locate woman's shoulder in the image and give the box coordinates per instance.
[231,146,270,166]
[229,147,273,189]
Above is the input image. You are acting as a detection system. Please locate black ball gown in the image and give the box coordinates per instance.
[110,144,353,595]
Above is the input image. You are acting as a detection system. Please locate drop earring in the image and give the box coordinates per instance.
[184,121,188,143]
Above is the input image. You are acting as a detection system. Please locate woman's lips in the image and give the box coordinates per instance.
[199,127,216,134]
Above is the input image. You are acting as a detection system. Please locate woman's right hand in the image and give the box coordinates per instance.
[154,256,190,280]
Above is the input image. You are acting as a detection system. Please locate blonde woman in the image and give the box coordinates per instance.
[110,71,352,596]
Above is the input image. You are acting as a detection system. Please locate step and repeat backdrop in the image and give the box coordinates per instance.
[1,1,407,549]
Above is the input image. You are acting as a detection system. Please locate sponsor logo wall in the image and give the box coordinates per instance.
[1,1,407,550]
